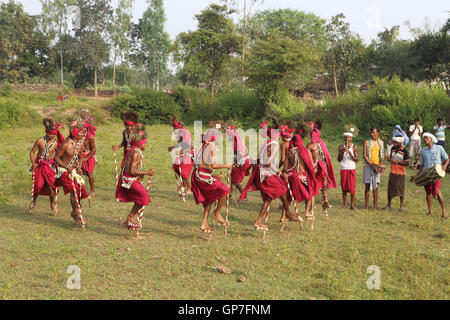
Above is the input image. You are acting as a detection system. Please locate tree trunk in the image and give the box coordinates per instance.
[94,51,98,97]
[210,69,216,105]
[156,73,160,91]
[123,60,128,87]
[241,0,247,97]
[113,47,117,97]
[60,47,64,87]
[333,66,339,97]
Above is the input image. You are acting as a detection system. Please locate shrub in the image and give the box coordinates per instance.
[173,86,210,113]
[267,89,307,120]
[210,89,265,128]
[111,88,182,125]
[0,98,40,129]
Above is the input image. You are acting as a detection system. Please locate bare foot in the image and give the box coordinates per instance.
[88,191,95,199]
[364,206,369,210]
[254,222,268,231]
[212,211,229,226]
[442,211,447,219]
[286,211,299,222]
[350,206,355,211]
[374,207,381,211]
[427,212,433,217]
[201,225,213,234]
[340,205,347,210]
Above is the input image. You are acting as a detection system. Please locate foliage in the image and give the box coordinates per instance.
[267,88,307,120]
[329,77,450,135]
[111,88,181,125]
[137,0,171,91]
[324,14,365,95]
[246,29,321,102]
[173,86,210,113]
[172,4,240,101]
[0,98,40,129]
[247,8,327,51]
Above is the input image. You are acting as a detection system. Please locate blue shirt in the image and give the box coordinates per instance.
[420,144,448,170]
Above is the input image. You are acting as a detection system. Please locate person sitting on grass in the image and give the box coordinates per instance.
[382,136,409,212]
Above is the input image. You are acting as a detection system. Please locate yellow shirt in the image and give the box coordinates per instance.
[370,144,380,165]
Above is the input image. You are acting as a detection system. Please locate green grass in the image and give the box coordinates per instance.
[0,120,448,299]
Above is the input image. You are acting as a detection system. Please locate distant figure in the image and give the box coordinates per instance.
[433,118,447,149]
[385,139,393,161]
[408,118,423,162]
[392,125,409,147]
[57,95,63,103]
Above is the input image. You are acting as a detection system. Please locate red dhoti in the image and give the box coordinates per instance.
[240,165,287,202]
[231,158,252,184]
[173,154,194,179]
[191,167,230,207]
[340,169,356,194]
[32,157,56,196]
[115,172,151,206]
[314,161,329,195]
[287,171,312,203]
[424,180,441,198]
[54,171,88,199]
[82,152,95,174]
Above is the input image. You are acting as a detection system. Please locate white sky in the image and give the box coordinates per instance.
[15,0,450,44]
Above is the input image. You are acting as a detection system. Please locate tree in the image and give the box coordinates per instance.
[410,19,450,90]
[75,0,112,96]
[40,0,77,86]
[172,4,240,103]
[111,0,133,96]
[324,14,363,96]
[246,29,321,103]
[0,0,35,82]
[138,0,170,91]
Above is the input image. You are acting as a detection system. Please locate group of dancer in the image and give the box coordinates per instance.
[29,111,448,238]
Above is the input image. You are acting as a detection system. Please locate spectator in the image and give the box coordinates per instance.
[409,118,423,164]
[433,118,447,149]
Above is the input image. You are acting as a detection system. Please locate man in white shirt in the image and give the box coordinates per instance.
[409,118,423,162]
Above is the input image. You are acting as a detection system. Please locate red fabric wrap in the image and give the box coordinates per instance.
[240,165,287,202]
[82,151,96,174]
[173,152,194,179]
[311,129,337,189]
[314,161,329,195]
[32,155,56,196]
[286,171,312,203]
[424,180,441,198]
[84,122,97,139]
[115,172,151,206]
[124,120,135,126]
[191,167,230,207]
[231,158,252,184]
[340,169,356,194]
[54,171,88,199]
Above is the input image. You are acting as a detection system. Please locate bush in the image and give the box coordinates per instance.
[0,98,40,129]
[111,88,182,125]
[173,86,210,113]
[328,76,450,137]
[210,89,265,128]
[267,89,307,120]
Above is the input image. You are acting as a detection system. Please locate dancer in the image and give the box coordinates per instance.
[54,119,89,227]
[362,126,384,210]
[382,136,409,211]
[337,130,358,210]
[169,118,194,196]
[116,124,155,231]
[226,125,252,202]
[282,131,316,219]
[80,110,97,198]
[191,129,232,234]
[306,121,337,216]
[112,111,139,167]
[240,121,299,232]
[29,118,64,215]
[412,133,448,218]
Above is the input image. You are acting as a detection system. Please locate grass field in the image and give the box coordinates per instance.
[0,104,448,299]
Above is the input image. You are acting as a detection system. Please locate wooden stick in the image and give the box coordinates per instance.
[263,205,270,240]
[136,177,152,236]
[286,181,304,230]
[225,168,230,235]
[71,177,85,229]
[114,150,120,203]
[30,171,35,215]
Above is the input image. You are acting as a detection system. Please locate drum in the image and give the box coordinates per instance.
[414,165,445,186]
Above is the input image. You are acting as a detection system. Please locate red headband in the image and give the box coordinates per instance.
[173,121,184,129]
[124,120,135,126]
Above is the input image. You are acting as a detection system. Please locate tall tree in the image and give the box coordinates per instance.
[40,0,77,86]
[246,28,321,102]
[324,13,363,96]
[139,0,170,91]
[0,0,35,82]
[172,4,240,102]
[75,0,113,96]
[111,0,133,96]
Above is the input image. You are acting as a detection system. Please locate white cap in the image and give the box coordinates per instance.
[423,132,438,144]
[393,136,404,143]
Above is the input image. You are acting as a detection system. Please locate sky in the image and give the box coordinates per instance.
[15,0,450,44]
